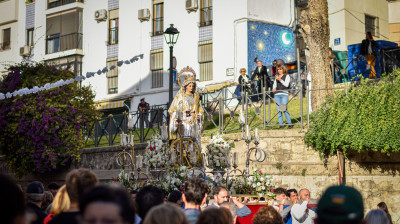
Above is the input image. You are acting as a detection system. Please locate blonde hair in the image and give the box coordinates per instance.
[240,68,247,73]
[50,185,70,215]
[143,203,188,224]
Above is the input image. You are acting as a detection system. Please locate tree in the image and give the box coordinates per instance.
[0,63,98,177]
[298,0,333,111]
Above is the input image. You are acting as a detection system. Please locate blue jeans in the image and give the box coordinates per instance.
[275,94,292,125]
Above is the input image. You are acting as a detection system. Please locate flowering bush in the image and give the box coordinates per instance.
[206,135,231,170]
[0,63,98,177]
[233,168,275,198]
[144,135,171,168]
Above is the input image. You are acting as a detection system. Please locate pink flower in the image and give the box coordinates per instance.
[271,187,274,193]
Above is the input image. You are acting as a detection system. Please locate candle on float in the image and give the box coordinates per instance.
[137,155,143,168]
[255,128,260,142]
[130,134,134,145]
[233,152,238,166]
[120,131,125,145]
[246,125,250,140]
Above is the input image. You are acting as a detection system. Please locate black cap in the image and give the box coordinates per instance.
[26,181,44,194]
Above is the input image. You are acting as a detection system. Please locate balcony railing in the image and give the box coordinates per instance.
[200,6,213,27]
[0,42,11,51]
[152,18,164,36]
[46,33,83,54]
[48,0,83,9]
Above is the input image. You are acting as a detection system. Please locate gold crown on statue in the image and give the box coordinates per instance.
[178,66,197,87]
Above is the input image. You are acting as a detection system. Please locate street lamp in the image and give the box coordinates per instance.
[164,24,180,108]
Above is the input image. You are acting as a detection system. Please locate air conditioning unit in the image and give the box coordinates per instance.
[186,0,198,12]
[20,45,31,57]
[138,8,150,22]
[94,9,107,22]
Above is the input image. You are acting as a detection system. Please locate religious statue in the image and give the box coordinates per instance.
[168,66,204,141]
[168,66,204,166]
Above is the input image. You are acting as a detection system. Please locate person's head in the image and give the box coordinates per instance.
[366,32,373,40]
[80,185,135,224]
[377,202,389,214]
[220,202,237,224]
[276,64,287,75]
[183,178,209,207]
[26,181,45,203]
[316,185,364,224]
[48,182,60,197]
[257,60,263,67]
[298,188,310,201]
[240,68,246,75]
[143,203,188,224]
[0,174,25,224]
[365,209,390,224]
[135,186,165,219]
[42,191,54,209]
[252,206,283,224]
[140,98,145,104]
[274,187,287,201]
[65,168,99,204]
[287,189,298,202]
[168,190,183,207]
[184,82,196,94]
[329,47,333,55]
[129,190,138,201]
[50,185,70,216]
[273,60,277,67]
[213,186,229,205]
[196,207,232,224]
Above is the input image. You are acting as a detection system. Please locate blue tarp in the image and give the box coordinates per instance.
[347,40,398,80]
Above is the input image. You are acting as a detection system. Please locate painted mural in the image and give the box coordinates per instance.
[247,21,295,72]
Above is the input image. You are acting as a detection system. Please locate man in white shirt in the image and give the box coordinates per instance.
[291,189,316,224]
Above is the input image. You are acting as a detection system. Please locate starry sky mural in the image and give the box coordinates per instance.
[247,21,295,73]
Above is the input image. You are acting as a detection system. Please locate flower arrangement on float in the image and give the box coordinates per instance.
[205,135,232,170]
[143,134,171,169]
[233,168,275,199]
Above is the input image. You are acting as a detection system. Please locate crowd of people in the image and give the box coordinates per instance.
[1,170,394,224]
[235,59,293,129]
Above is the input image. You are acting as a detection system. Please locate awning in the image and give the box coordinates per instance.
[202,81,235,93]
[95,100,129,110]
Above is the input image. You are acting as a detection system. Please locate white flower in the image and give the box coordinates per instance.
[257,182,261,186]
[253,168,257,172]
[252,184,257,188]
[261,186,265,190]
[260,177,264,181]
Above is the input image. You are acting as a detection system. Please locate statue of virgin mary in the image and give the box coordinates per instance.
[168,66,204,145]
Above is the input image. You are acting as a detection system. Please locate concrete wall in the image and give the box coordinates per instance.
[389,1,400,45]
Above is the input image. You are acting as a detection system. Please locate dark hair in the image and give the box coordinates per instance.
[80,185,135,224]
[377,202,392,223]
[136,186,165,219]
[184,178,209,205]
[66,168,98,203]
[168,190,182,203]
[252,206,283,224]
[0,174,25,224]
[274,187,287,196]
[184,82,196,94]
[286,189,297,197]
[196,207,232,224]
[276,64,288,75]
[212,186,227,196]
[130,190,138,195]
[48,182,60,190]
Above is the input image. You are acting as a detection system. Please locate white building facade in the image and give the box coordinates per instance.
[0,0,298,113]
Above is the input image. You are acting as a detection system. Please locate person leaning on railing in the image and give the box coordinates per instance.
[272,64,293,129]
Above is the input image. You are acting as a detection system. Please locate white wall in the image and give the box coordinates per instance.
[247,0,295,27]
[389,1,400,24]
[0,0,20,74]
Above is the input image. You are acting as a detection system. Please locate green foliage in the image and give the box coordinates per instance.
[275,162,282,170]
[0,62,98,177]
[304,70,400,157]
